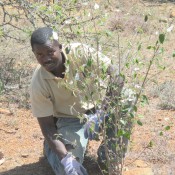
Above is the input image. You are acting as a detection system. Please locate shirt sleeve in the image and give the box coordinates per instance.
[30,84,53,118]
[68,43,111,67]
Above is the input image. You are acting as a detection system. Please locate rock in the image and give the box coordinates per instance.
[0,108,12,115]
[170,10,175,18]
[21,153,29,158]
[123,168,154,175]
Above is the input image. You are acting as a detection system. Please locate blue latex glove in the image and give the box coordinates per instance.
[61,153,88,175]
[84,110,106,140]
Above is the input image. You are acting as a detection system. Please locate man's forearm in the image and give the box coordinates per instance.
[43,126,68,159]
[37,116,68,160]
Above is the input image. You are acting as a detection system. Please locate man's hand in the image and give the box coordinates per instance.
[61,153,88,175]
[84,110,107,140]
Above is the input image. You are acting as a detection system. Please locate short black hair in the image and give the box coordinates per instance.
[31,27,54,48]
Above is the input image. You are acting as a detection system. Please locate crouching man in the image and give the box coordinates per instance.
[29,27,112,175]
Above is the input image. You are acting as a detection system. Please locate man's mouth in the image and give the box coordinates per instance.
[44,62,55,70]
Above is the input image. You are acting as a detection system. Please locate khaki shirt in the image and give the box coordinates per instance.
[30,43,111,118]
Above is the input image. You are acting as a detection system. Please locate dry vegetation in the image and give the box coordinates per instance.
[0,0,175,175]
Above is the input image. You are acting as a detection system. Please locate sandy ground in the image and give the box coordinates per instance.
[0,87,175,175]
[0,1,175,175]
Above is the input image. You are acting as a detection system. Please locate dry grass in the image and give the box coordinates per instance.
[0,0,175,175]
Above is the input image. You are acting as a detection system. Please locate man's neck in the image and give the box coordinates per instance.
[52,64,65,78]
[52,52,66,78]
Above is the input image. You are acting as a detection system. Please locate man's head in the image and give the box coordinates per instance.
[31,27,63,73]
[31,27,59,48]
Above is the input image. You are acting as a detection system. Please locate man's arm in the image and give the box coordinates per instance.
[37,116,68,159]
[38,116,89,175]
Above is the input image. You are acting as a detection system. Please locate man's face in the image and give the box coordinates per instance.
[32,40,62,72]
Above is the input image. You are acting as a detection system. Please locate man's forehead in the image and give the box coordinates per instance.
[33,40,59,50]
[45,39,58,47]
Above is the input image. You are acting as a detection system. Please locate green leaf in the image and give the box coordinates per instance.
[158,65,166,70]
[159,131,163,136]
[125,62,130,68]
[138,114,144,118]
[165,126,170,130]
[117,129,125,137]
[53,4,62,11]
[87,58,93,67]
[148,141,153,147]
[119,73,125,80]
[65,47,71,54]
[133,58,139,64]
[85,95,89,101]
[137,120,143,126]
[156,40,159,46]
[76,30,81,35]
[124,131,131,139]
[89,122,95,132]
[144,15,148,22]
[105,30,112,37]
[133,72,137,78]
[137,27,144,34]
[133,106,137,112]
[130,112,135,118]
[101,64,107,74]
[120,119,126,125]
[39,5,47,11]
[159,47,164,54]
[141,95,149,105]
[138,44,141,51]
[90,91,94,97]
[159,33,165,44]
[147,46,155,50]
[172,51,175,57]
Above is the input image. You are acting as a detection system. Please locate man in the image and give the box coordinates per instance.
[30,27,111,175]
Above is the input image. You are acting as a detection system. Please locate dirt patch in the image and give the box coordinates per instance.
[0,108,102,175]
[0,1,175,175]
[0,88,175,175]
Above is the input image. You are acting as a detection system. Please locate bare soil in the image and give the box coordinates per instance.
[0,66,174,175]
[0,1,175,175]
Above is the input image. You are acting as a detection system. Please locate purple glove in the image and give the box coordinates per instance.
[84,110,107,140]
[61,153,88,175]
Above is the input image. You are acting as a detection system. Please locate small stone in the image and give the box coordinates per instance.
[21,153,29,158]
[0,108,12,115]
[170,10,175,18]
